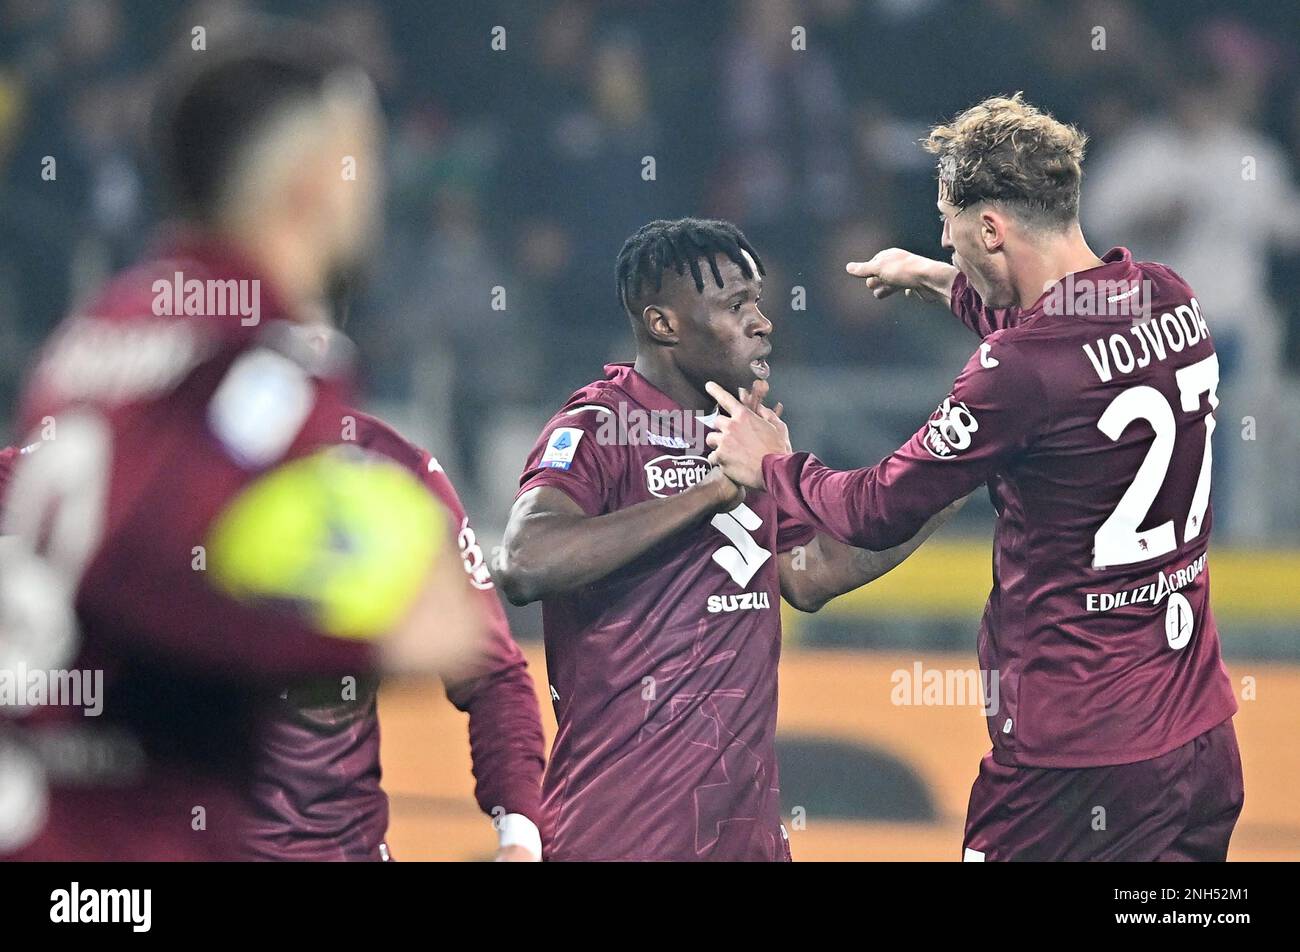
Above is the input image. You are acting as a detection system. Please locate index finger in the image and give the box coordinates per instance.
[705,380,747,415]
[845,256,881,278]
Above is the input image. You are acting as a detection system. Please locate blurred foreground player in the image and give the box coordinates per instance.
[246,412,546,862]
[0,22,481,860]
[708,95,1241,861]
[495,218,959,861]
[0,446,17,501]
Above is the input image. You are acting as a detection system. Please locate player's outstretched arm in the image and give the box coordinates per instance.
[494,475,743,606]
[711,334,1046,552]
[778,495,967,613]
[846,248,957,306]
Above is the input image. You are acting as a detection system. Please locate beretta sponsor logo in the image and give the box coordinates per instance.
[644,454,712,497]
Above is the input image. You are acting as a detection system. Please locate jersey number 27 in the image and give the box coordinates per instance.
[1093,353,1218,569]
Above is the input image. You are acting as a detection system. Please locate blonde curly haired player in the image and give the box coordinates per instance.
[709,93,1241,861]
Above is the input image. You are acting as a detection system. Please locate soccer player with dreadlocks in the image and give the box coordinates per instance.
[494,218,961,861]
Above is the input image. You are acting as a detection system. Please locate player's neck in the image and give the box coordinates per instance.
[216,222,326,321]
[1014,225,1105,310]
[632,353,715,413]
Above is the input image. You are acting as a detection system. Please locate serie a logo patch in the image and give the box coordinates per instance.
[539,427,584,470]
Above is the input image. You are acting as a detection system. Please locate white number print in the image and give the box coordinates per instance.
[0,413,112,671]
[710,503,771,587]
[1092,353,1219,569]
[1165,592,1194,649]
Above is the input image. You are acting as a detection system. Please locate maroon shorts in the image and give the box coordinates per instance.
[962,718,1243,861]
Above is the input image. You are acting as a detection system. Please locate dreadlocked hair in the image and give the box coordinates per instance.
[616,218,765,317]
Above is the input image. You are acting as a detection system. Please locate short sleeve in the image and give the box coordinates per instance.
[517,406,619,517]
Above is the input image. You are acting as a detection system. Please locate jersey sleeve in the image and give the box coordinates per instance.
[517,406,618,516]
[421,456,547,831]
[950,270,1021,338]
[763,334,1050,550]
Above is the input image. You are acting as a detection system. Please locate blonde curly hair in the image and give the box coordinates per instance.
[924,93,1088,227]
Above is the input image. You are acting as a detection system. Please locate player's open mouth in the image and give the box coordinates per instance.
[750,358,770,379]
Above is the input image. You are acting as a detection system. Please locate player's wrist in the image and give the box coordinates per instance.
[495,813,542,860]
[915,258,956,303]
[696,468,743,512]
[921,259,958,303]
[757,450,793,492]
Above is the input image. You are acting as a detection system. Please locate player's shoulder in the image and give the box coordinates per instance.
[81,247,238,327]
[523,376,636,483]
[348,411,469,518]
[533,377,625,449]
[1132,258,1196,302]
[961,324,1043,371]
[79,255,179,324]
[351,411,420,464]
[552,377,624,424]
[950,326,1054,421]
[349,410,448,479]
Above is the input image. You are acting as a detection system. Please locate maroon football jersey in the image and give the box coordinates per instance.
[518,363,813,861]
[0,233,391,860]
[244,412,545,860]
[764,248,1236,768]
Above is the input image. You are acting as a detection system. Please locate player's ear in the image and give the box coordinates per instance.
[980,209,1006,253]
[642,304,679,345]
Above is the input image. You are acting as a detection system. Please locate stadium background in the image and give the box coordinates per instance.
[2,0,1298,859]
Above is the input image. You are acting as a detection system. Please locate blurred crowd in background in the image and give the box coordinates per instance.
[2,0,1299,545]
